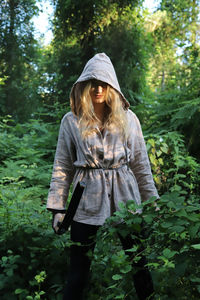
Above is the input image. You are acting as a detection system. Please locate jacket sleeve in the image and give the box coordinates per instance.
[127,110,159,202]
[47,115,76,212]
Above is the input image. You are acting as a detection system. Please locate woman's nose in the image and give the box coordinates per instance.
[96,85,103,93]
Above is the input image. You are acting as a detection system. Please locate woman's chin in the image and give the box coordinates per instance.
[92,98,105,104]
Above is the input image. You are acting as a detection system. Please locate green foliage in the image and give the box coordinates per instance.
[145,0,200,93]
[0,0,42,121]
[95,6,151,101]
[0,110,200,299]
[143,1,200,158]
[1,1,200,298]
[49,0,149,104]
[15,271,47,299]
[145,131,200,197]
[88,195,200,299]
[144,83,200,158]
[0,115,68,299]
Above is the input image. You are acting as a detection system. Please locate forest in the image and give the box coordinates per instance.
[0,0,200,299]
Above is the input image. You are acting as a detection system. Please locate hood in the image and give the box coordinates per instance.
[70,53,130,113]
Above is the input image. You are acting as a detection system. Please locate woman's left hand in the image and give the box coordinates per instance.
[52,212,65,234]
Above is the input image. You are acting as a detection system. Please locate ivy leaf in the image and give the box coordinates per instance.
[188,223,200,238]
[121,264,132,274]
[15,289,26,294]
[163,248,177,258]
[170,225,185,233]
[115,294,125,299]
[112,274,122,281]
[191,244,200,250]
[160,143,169,154]
[190,277,200,283]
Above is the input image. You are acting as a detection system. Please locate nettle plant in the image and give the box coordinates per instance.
[145,131,200,198]
[0,115,200,299]
[85,132,200,300]
[88,195,200,300]
[0,116,68,299]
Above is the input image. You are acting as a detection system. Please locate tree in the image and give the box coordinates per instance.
[143,0,200,158]
[49,0,148,105]
[0,0,41,121]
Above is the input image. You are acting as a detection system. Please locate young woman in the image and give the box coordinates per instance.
[47,53,159,300]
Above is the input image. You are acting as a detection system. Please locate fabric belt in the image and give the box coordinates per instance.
[76,164,128,171]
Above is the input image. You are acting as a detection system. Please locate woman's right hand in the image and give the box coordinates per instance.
[52,212,65,233]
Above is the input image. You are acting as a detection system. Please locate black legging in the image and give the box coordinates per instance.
[63,221,154,300]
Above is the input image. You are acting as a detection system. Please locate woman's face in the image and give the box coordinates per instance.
[89,80,107,104]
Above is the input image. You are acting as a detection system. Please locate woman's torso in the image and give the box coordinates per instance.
[64,111,142,225]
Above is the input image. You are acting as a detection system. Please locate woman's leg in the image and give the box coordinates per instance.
[118,228,154,300]
[63,221,100,300]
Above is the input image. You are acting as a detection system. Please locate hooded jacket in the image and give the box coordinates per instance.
[47,53,159,225]
[70,53,130,112]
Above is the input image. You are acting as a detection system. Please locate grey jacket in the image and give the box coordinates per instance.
[47,53,159,225]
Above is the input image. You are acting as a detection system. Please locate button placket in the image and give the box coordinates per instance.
[104,170,111,198]
[96,127,105,165]
[99,153,104,160]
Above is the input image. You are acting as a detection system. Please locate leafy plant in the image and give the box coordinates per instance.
[145,131,200,198]
[0,111,200,299]
[88,194,200,299]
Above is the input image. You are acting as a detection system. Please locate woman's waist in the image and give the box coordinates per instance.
[74,163,128,171]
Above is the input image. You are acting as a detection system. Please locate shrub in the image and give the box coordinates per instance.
[0,115,200,299]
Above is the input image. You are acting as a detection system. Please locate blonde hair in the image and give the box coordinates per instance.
[70,81,128,139]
